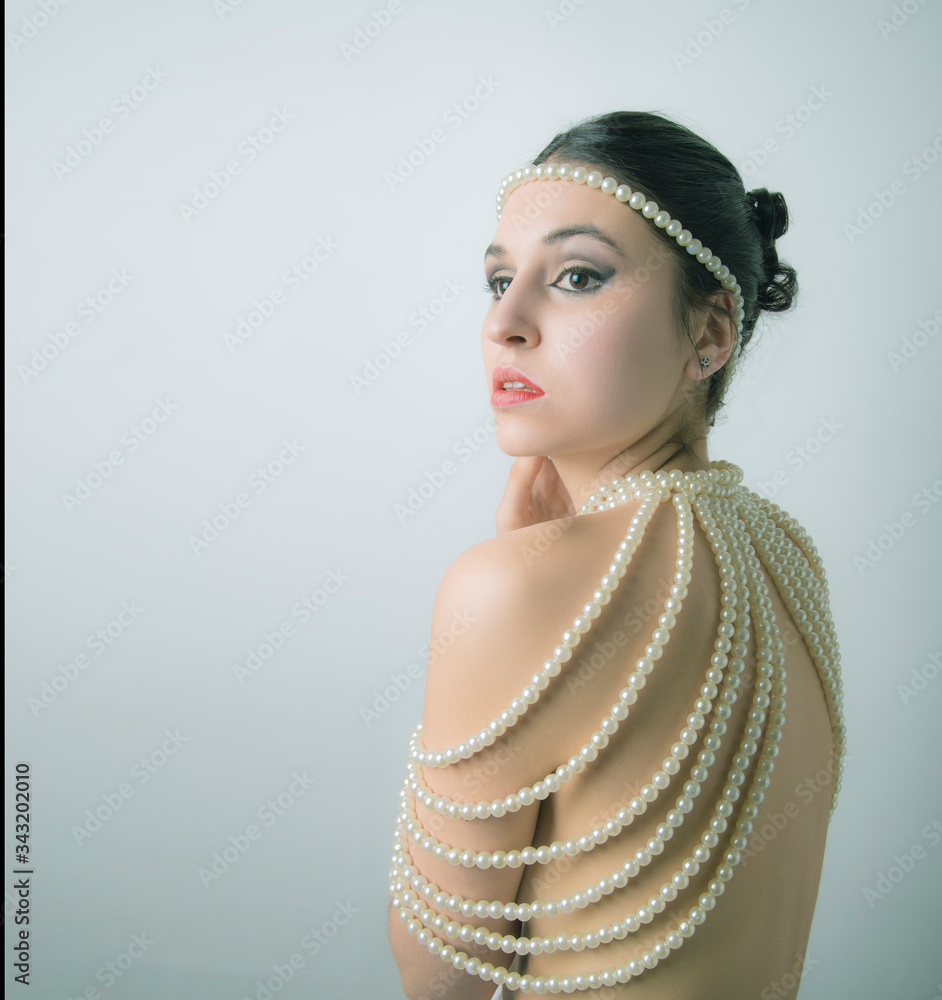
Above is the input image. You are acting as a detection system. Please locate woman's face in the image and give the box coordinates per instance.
[481,171,701,469]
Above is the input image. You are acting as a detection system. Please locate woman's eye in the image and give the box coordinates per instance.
[482,276,511,299]
[482,266,605,300]
[553,267,604,292]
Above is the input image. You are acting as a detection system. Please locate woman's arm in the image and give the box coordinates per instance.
[389,535,561,999]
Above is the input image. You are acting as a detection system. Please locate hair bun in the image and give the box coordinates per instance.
[745,188,797,314]
[747,188,789,244]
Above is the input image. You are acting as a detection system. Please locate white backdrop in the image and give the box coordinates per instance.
[5,0,942,997]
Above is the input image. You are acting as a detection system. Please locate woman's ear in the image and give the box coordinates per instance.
[683,291,738,381]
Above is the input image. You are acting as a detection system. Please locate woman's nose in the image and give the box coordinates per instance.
[482,280,541,349]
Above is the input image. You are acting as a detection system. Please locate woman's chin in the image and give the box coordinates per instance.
[493,426,551,459]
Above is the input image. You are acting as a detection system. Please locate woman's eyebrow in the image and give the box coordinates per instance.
[483,225,627,265]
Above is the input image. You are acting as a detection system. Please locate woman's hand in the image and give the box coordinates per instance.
[495,456,575,534]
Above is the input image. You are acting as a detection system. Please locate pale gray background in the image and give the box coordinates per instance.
[5,0,942,997]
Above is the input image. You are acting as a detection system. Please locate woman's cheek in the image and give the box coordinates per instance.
[597,330,673,426]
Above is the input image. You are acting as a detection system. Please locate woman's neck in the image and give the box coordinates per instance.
[552,435,712,514]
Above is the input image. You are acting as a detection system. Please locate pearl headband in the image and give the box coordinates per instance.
[495,162,746,342]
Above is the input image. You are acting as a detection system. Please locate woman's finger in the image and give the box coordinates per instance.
[495,456,546,534]
[496,456,576,533]
[532,457,576,520]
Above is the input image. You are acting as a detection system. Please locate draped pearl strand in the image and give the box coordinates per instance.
[389,462,845,993]
[407,493,696,821]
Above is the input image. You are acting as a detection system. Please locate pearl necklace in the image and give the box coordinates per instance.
[389,462,845,994]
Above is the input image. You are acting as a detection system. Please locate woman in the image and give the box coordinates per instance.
[388,111,845,999]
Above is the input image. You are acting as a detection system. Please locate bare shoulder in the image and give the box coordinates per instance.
[420,516,582,749]
[419,502,665,759]
[432,512,599,618]
[433,500,654,610]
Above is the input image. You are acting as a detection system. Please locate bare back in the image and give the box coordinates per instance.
[499,490,837,997]
[394,473,841,1000]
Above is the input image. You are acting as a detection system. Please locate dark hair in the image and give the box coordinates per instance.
[532,111,798,435]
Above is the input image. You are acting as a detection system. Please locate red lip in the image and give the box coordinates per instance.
[492,365,544,394]
[491,365,545,407]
